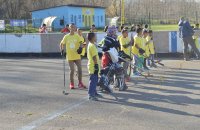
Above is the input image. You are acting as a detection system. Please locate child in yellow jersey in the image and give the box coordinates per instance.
[117,34,123,41]
[119,29,134,80]
[132,28,144,75]
[142,30,151,70]
[87,32,100,101]
[147,30,157,67]
[60,24,86,89]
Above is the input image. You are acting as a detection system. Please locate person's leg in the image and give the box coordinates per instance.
[147,56,151,66]
[143,58,149,69]
[74,60,82,82]
[182,38,189,60]
[74,60,86,88]
[151,54,155,62]
[68,61,75,88]
[133,55,140,74]
[150,54,157,67]
[88,74,98,100]
[123,61,129,78]
[133,55,137,73]
[187,37,200,58]
[143,58,146,67]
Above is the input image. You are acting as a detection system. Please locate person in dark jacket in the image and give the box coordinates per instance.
[102,26,120,52]
[178,17,200,60]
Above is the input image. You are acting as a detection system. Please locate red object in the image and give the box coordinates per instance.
[78,82,87,89]
[102,52,111,68]
[61,28,70,33]
[70,83,75,89]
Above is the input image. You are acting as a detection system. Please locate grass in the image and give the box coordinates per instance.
[0,24,38,33]
[150,24,178,31]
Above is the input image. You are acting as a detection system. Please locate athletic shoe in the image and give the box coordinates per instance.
[144,66,150,70]
[151,63,157,68]
[119,84,128,91]
[70,83,75,89]
[78,82,87,89]
[132,72,141,77]
[95,92,103,98]
[89,96,98,101]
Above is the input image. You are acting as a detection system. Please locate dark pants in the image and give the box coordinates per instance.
[88,74,98,97]
[182,36,200,59]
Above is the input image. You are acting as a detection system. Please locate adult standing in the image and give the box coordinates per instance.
[178,17,200,60]
[60,24,86,89]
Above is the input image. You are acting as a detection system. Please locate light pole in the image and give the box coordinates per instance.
[121,0,125,26]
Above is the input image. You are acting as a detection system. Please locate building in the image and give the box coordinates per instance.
[31,4,106,29]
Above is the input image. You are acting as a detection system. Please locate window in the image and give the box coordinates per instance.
[71,15,73,22]
[74,15,77,25]
[82,15,84,22]
[93,15,95,22]
[79,15,81,23]
[101,16,103,23]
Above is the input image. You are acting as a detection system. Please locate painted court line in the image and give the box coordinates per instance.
[18,97,88,130]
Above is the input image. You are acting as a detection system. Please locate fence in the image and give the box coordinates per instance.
[1,31,199,54]
[0,19,72,33]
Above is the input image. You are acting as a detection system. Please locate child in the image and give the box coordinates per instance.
[147,30,157,67]
[142,30,150,70]
[90,24,98,33]
[60,24,86,89]
[119,29,133,81]
[132,27,144,76]
[87,32,100,101]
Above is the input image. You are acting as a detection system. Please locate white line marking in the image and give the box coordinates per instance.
[18,97,88,130]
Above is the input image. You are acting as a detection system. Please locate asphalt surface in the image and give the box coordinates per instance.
[0,58,200,130]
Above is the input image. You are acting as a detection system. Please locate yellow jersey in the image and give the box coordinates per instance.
[132,35,143,55]
[146,36,155,54]
[87,42,100,74]
[143,37,150,57]
[119,36,131,56]
[60,33,82,61]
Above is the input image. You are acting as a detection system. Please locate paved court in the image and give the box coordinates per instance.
[0,58,200,130]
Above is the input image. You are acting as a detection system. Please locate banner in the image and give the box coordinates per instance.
[0,20,5,30]
[10,20,27,27]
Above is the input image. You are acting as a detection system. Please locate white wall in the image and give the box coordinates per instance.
[0,34,41,53]
[0,32,199,54]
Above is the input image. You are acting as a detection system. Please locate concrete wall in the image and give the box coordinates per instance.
[153,31,169,53]
[0,31,199,54]
[40,34,64,53]
[0,34,41,53]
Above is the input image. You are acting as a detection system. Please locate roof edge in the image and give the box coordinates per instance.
[31,4,106,12]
